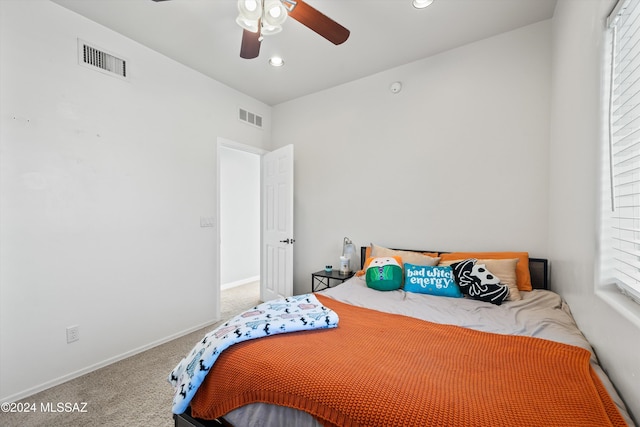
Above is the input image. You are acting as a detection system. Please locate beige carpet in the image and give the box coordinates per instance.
[0,282,261,427]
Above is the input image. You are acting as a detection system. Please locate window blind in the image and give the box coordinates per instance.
[608,0,640,304]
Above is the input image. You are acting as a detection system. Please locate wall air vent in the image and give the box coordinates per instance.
[78,39,128,80]
[239,107,263,128]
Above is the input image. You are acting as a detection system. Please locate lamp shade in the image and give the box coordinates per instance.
[260,23,283,36]
[237,0,262,20]
[413,0,434,9]
[341,237,357,274]
[236,16,259,33]
[236,0,261,33]
[263,0,288,26]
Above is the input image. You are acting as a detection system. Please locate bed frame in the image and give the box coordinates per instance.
[174,407,226,427]
[173,247,549,427]
[359,247,549,290]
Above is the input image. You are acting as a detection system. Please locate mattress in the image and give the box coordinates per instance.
[219,275,634,426]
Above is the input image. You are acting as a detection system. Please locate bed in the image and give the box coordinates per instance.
[171,246,635,427]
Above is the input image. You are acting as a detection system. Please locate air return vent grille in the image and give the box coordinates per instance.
[239,107,263,128]
[78,39,127,80]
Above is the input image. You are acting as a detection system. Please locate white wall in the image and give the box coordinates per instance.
[219,146,260,286]
[273,21,552,296]
[5,0,637,421]
[0,0,270,402]
[549,0,640,421]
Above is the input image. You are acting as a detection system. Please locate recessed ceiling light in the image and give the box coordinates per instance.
[269,56,284,67]
[413,0,434,9]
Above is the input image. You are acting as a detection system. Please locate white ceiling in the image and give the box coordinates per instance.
[51,0,558,106]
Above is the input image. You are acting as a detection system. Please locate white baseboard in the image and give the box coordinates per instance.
[221,275,260,290]
[0,317,220,404]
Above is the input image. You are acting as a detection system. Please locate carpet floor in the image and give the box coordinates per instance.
[0,282,261,427]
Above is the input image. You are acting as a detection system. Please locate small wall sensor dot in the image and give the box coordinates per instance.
[390,81,402,94]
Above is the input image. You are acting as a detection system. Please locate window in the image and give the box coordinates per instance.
[606,0,640,305]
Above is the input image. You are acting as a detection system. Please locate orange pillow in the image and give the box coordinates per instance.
[439,252,532,291]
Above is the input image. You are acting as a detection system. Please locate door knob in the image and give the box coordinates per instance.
[279,238,295,244]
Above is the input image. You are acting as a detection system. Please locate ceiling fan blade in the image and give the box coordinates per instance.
[240,29,261,59]
[288,0,350,45]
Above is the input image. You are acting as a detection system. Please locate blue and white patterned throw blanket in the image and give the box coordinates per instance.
[168,293,339,414]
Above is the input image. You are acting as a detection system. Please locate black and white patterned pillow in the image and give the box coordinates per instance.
[450,258,510,305]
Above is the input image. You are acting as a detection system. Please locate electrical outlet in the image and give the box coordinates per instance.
[66,325,79,343]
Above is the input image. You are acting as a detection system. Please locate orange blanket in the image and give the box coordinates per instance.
[190,295,626,427]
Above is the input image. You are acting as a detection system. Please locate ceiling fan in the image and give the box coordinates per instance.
[151,0,350,60]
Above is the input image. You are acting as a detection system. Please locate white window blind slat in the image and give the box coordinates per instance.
[611,89,640,120]
[612,176,640,191]
[619,0,640,27]
[615,33,640,72]
[612,137,640,156]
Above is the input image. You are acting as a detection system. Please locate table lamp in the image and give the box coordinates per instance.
[340,237,356,275]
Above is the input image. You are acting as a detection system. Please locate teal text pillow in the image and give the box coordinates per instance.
[365,256,404,291]
[404,264,463,298]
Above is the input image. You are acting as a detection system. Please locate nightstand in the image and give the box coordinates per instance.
[312,270,355,292]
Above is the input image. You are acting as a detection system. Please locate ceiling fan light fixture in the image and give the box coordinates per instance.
[263,0,288,27]
[236,16,260,33]
[412,0,434,9]
[236,0,262,33]
[236,0,350,60]
[261,24,283,36]
[238,0,262,19]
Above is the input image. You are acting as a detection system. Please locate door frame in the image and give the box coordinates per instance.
[216,137,266,321]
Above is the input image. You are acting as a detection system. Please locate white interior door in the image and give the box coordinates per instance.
[261,144,294,301]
